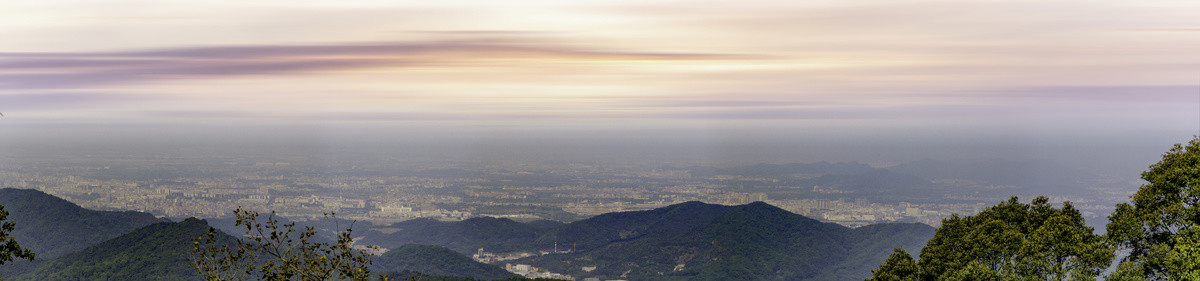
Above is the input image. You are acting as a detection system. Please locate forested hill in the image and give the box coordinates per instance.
[358,201,936,281]
[13,218,237,281]
[0,189,937,281]
[0,188,164,259]
[372,244,520,280]
[518,201,935,281]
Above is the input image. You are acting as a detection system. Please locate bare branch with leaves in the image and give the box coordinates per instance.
[189,207,391,281]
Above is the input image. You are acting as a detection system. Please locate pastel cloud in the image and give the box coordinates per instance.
[0,0,1196,143]
[0,40,746,90]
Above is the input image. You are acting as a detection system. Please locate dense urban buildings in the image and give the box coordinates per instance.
[0,151,1127,229]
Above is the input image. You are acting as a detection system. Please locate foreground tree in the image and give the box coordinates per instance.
[0,205,35,281]
[1106,261,1150,281]
[866,248,918,281]
[1166,226,1200,279]
[190,208,389,281]
[1107,138,1200,280]
[867,197,1112,281]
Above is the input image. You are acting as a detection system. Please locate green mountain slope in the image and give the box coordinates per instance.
[514,202,934,281]
[0,188,164,259]
[357,201,935,280]
[808,223,936,281]
[13,218,236,281]
[371,244,519,280]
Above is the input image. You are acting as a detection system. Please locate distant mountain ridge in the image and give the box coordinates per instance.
[0,188,937,281]
[371,244,519,280]
[0,188,164,259]
[674,159,1100,200]
[675,162,947,200]
[358,201,935,281]
[887,158,1094,195]
[520,201,934,281]
[685,161,875,178]
[798,169,934,194]
[13,218,235,281]
[0,189,527,281]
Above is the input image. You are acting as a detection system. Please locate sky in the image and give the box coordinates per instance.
[1,0,1199,170]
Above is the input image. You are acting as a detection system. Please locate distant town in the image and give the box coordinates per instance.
[0,151,1132,230]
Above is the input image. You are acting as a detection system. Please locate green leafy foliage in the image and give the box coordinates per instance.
[0,188,162,259]
[0,204,34,281]
[370,244,517,280]
[1106,262,1150,281]
[190,208,387,281]
[916,197,1112,281]
[1107,138,1200,280]
[1167,226,1200,279]
[866,248,917,281]
[12,218,231,281]
[941,260,1018,281]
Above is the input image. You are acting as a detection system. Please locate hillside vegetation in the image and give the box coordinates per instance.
[372,244,519,280]
[13,218,236,281]
[0,188,163,259]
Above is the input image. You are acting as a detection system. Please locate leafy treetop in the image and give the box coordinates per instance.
[1107,137,1200,280]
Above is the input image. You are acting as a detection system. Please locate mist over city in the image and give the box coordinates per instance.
[1,1,1199,280]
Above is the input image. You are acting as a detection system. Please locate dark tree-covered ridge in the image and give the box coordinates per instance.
[13,218,233,281]
[0,188,162,259]
[370,244,518,280]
